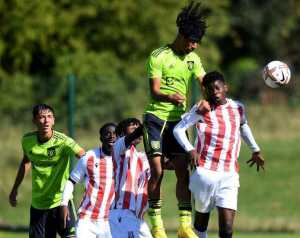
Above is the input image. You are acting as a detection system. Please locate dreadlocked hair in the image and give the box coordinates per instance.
[116,118,141,137]
[176,1,208,42]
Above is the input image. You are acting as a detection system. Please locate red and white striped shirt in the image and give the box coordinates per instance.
[70,148,115,220]
[174,99,259,173]
[112,137,150,219]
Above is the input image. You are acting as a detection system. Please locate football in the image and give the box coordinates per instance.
[262,61,291,88]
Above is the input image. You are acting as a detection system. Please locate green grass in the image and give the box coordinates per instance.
[1,105,300,235]
[0,231,299,238]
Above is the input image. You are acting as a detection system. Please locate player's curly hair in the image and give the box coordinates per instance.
[202,71,225,88]
[116,118,141,137]
[176,1,208,42]
[99,122,117,137]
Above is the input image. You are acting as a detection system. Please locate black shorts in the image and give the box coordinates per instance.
[29,201,76,238]
[143,113,187,159]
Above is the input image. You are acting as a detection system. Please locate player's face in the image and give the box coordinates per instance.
[204,80,227,105]
[182,37,198,54]
[126,123,142,145]
[33,109,55,134]
[101,125,116,147]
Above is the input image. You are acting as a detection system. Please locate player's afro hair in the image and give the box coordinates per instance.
[176,1,208,42]
[116,118,141,137]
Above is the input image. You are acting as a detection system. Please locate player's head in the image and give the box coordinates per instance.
[202,71,227,105]
[32,104,55,133]
[116,118,141,137]
[99,122,117,148]
[176,1,207,54]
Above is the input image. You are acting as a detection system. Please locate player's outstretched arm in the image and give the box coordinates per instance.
[240,123,264,171]
[9,156,31,207]
[247,152,265,172]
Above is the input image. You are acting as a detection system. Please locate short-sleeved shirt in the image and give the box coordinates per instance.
[22,130,83,209]
[70,148,115,220]
[144,45,205,121]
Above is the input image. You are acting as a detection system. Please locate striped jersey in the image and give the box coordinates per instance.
[112,137,151,219]
[70,148,115,220]
[175,99,246,173]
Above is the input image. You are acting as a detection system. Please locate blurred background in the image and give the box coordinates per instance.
[0,0,299,237]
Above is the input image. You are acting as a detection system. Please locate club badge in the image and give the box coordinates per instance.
[187,61,194,71]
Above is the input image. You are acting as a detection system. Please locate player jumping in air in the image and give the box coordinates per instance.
[174,71,265,238]
[143,1,208,237]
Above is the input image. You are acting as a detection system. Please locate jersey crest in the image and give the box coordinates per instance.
[187,61,194,71]
[47,147,56,158]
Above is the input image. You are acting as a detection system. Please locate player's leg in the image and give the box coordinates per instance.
[164,121,196,238]
[190,167,219,238]
[45,207,58,238]
[194,211,210,238]
[215,172,239,238]
[217,207,235,238]
[143,113,167,237]
[29,206,47,238]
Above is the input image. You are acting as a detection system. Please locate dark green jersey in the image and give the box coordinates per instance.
[144,45,205,121]
[22,130,83,209]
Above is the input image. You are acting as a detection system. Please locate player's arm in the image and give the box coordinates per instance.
[240,123,264,171]
[194,60,210,114]
[75,148,85,159]
[147,52,185,106]
[150,77,185,106]
[9,155,31,207]
[65,136,85,159]
[60,156,85,228]
[173,106,202,166]
[124,124,144,148]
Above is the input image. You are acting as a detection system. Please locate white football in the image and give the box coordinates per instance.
[263,61,291,88]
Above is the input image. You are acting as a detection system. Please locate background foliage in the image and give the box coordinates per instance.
[0,0,300,234]
[1,0,299,126]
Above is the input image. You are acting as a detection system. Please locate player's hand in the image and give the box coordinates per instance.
[59,205,69,229]
[168,92,186,106]
[9,188,18,207]
[189,149,199,170]
[246,152,265,172]
[196,99,211,115]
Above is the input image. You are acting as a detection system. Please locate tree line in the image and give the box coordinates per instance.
[0,0,299,127]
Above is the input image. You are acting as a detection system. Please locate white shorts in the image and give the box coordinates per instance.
[76,218,112,238]
[109,209,152,238]
[189,167,240,213]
